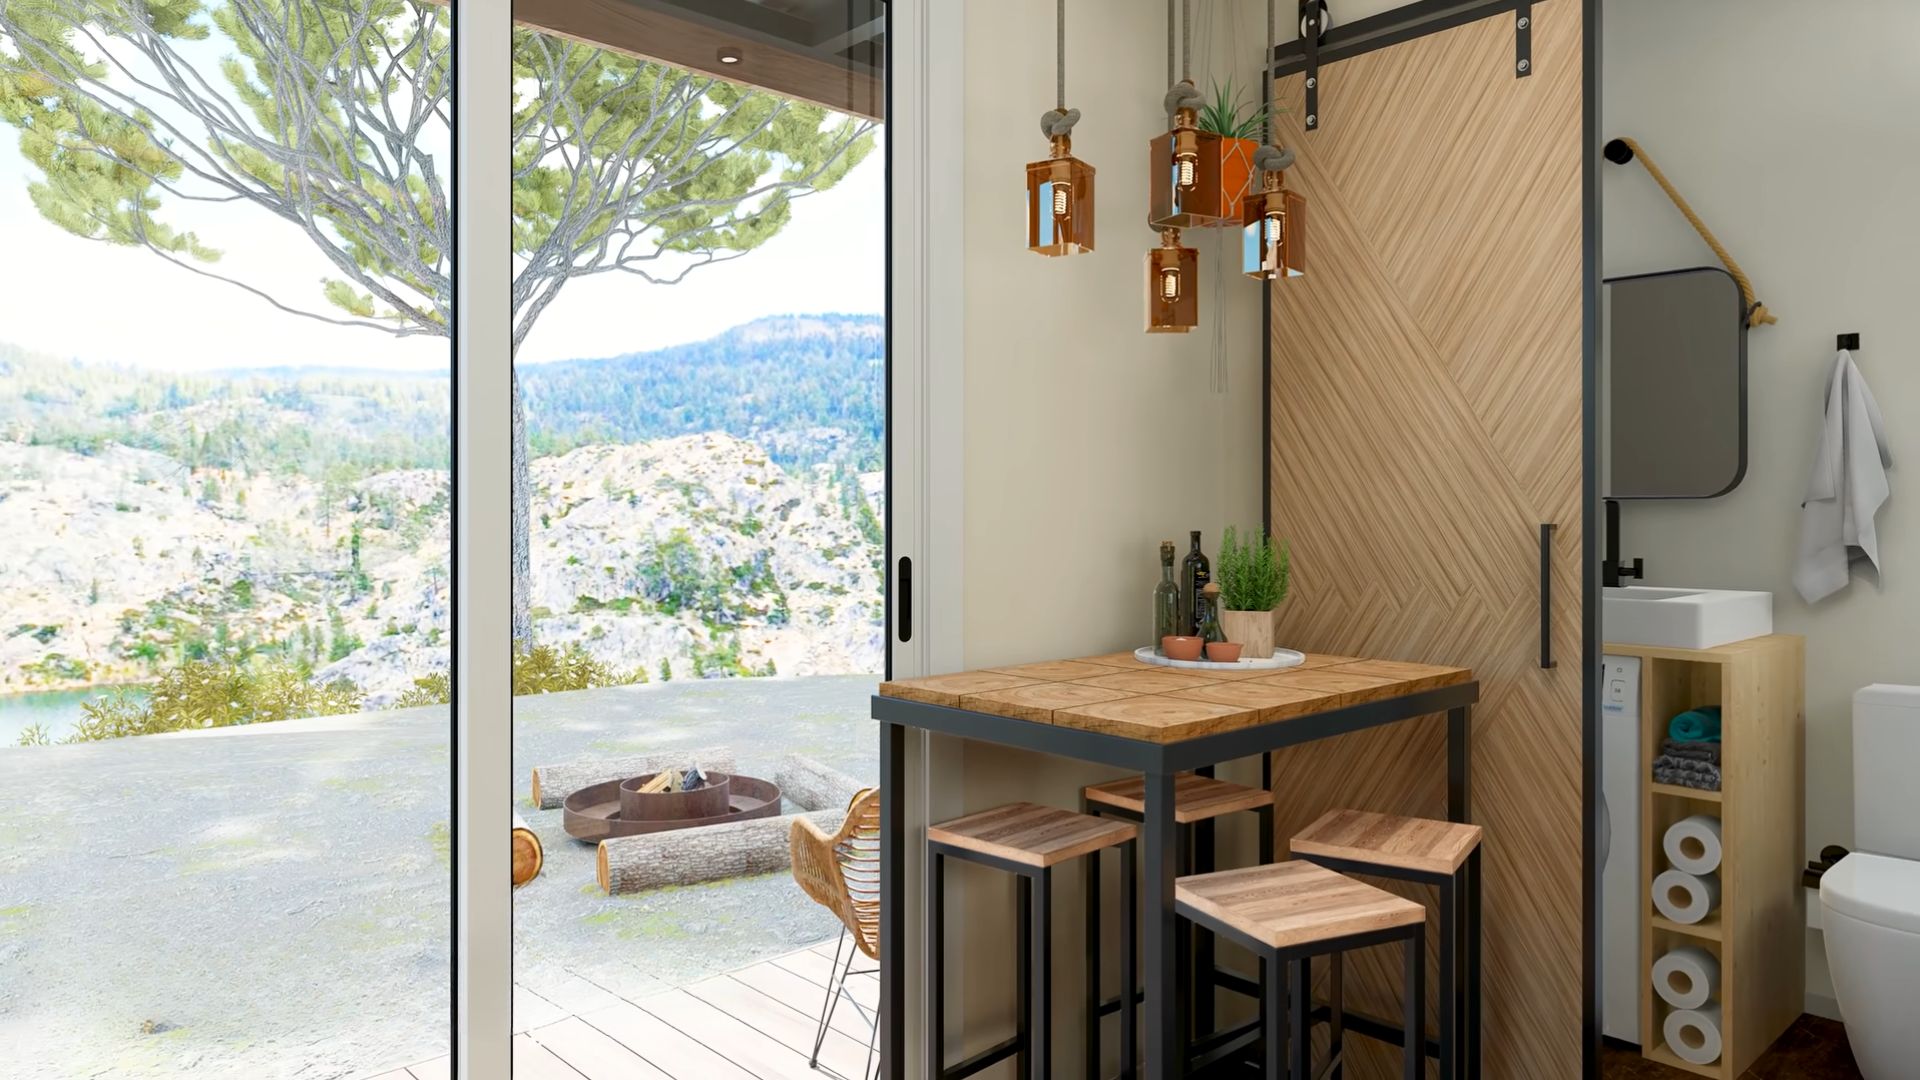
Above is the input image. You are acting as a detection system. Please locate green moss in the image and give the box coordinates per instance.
[426,821,450,867]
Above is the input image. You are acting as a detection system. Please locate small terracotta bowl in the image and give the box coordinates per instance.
[1205,642,1243,663]
[1162,636,1205,661]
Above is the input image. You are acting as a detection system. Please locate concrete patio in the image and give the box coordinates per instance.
[0,675,877,1080]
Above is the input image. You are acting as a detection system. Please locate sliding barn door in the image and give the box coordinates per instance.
[1265,3,1584,1077]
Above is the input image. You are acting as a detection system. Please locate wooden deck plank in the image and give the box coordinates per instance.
[526,1016,670,1080]
[513,1033,588,1079]
[516,982,572,1034]
[685,974,875,1079]
[580,1000,760,1080]
[640,989,824,1080]
[771,948,879,1012]
[734,963,876,1046]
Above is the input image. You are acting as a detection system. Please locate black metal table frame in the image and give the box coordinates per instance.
[875,678,1480,1080]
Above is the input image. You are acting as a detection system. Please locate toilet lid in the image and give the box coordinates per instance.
[1821,852,1920,934]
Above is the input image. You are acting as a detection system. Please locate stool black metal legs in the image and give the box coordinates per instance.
[1238,927,1423,1080]
[1296,850,1483,1079]
[929,839,1137,1080]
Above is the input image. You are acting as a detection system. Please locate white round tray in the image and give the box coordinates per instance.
[1133,645,1306,672]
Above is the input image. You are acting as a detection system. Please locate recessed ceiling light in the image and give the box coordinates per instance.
[717,46,743,65]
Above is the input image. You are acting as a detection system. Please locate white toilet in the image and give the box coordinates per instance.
[1822,684,1920,1078]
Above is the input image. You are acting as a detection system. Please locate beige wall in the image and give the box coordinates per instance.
[934,1,1274,1073]
[1603,0,1920,1010]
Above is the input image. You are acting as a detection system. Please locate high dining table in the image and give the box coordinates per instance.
[872,650,1479,1080]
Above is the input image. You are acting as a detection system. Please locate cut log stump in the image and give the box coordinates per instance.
[596,809,843,895]
[512,811,543,887]
[775,754,868,813]
[530,745,735,809]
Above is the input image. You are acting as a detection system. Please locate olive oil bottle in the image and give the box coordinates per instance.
[1180,530,1211,635]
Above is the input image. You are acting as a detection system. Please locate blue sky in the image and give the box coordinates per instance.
[0,120,883,373]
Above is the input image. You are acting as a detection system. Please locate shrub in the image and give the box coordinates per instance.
[1217,526,1291,612]
[512,643,641,696]
[392,672,451,708]
[61,660,365,743]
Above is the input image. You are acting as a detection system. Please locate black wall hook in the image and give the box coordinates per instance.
[1838,332,1860,351]
[1603,138,1634,165]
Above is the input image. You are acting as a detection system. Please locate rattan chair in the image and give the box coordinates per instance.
[790,787,881,1080]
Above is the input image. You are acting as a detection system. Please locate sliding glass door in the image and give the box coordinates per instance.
[0,0,456,1076]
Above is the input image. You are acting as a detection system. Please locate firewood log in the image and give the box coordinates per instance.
[596,809,843,895]
[529,745,735,809]
[775,754,869,813]
[511,811,543,887]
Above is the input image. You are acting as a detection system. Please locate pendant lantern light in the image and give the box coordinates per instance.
[1242,0,1307,280]
[1149,1,1231,229]
[1026,0,1094,255]
[1146,227,1199,333]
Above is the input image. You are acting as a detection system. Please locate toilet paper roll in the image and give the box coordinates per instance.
[1664,814,1724,876]
[1652,946,1721,1010]
[1653,869,1722,924]
[1663,1004,1724,1066]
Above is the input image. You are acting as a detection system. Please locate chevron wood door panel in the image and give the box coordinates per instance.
[1265,3,1584,1077]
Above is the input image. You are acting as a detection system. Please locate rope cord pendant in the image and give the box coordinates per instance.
[1611,136,1776,327]
[1025,0,1091,256]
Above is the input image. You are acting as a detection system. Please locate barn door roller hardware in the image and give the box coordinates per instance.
[1281,0,1538,134]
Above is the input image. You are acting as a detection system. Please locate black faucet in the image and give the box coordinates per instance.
[1602,499,1644,588]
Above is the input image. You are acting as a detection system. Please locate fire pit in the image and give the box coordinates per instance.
[562,773,783,842]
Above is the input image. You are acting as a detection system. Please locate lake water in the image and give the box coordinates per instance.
[0,687,149,746]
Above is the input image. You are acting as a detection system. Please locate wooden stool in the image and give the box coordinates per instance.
[928,802,1138,1080]
[1082,771,1272,1050]
[1291,809,1484,1079]
[1178,861,1428,1079]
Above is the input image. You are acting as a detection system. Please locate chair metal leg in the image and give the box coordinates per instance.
[1086,846,1102,1080]
[1195,817,1216,1041]
[1290,955,1311,1080]
[1032,868,1053,1080]
[1403,930,1424,1080]
[814,927,852,1069]
[1175,824,1191,1047]
[1263,953,1285,1080]
[928,855,945,1080]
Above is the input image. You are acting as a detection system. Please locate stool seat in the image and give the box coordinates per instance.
[1177,861,1425,949]
[929,802,1137,868]
[1292,808,1483,875]
[1083,772,1271,824]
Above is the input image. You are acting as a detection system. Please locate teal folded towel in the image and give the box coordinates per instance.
[1668,706,1723,743]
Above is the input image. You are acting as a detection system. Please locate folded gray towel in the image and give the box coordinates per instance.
[1653,755,1722,792]
[1660,739,1722,765]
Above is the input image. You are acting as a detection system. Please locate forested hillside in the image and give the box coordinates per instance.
[520,314,883,470]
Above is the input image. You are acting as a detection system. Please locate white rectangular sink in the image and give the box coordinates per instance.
[1603,586,1773,650]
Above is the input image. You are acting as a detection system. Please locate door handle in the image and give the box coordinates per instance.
[896,556,913,643]
[1539,523,1557,669]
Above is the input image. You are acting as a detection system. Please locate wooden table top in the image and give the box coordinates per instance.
[878,651,1473,744]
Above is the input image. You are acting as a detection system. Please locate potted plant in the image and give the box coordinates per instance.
[1216,525,1291,658]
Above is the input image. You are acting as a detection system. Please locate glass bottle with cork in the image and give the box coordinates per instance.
[1152,541,1182,652]
[1180,530,1211,635]
[1198,581,1226,646]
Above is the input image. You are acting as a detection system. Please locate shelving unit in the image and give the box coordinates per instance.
[1606,635,1805,1078]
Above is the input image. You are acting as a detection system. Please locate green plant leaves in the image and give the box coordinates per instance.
[1217,525,1291,611]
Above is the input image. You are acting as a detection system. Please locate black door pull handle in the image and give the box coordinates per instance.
[896,556,913,643]
[1538,523,1556,669]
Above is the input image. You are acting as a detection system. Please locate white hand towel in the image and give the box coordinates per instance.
[1794,349,1892,604]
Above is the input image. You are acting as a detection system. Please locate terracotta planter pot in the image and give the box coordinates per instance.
[1162,635,1205,661]
[1148,133,1260,229]
[1205,642,1243,663]
[1220,607,1283,659]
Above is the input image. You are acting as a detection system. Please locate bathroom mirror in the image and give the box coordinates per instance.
[1605,267,1748,499]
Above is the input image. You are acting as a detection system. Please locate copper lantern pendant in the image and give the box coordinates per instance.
[1027,134,1096,255]
[1149,98,1231,229]
[1146,228,1199,333]
[1241,170,1306,280]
